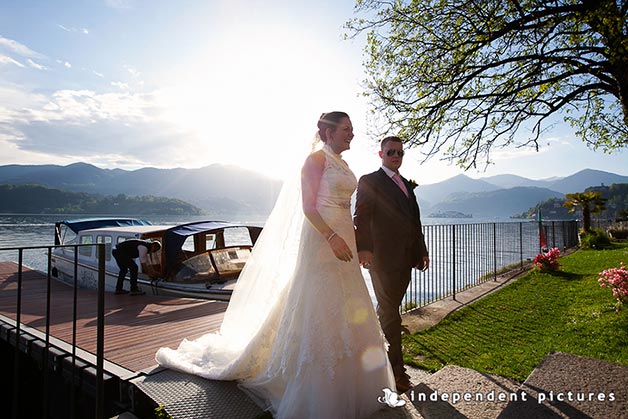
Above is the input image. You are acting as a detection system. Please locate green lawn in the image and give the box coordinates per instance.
[403,241,628,382]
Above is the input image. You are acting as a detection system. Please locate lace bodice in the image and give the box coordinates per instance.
[317,145,357,210]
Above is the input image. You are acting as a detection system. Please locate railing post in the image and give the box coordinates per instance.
[551,221,556,248]
[71,245,79,419]
[43,247,52,419]
[538,219,543,254]
[519,222,524,269]
[96,243,105,419]
[493,223,497,281]
[12,249,23,419]
[452,224,456,301]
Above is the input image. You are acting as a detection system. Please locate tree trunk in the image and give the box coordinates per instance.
[582,205,592,232]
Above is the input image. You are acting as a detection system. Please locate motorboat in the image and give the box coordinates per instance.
[51,217,262,300]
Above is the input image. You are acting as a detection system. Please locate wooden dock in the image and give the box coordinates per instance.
[0,261,227,373]
[0,260,264,418]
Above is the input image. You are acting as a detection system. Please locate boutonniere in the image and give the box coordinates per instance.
[407,179,418,190]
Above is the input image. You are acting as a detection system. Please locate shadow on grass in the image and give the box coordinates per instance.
[582,241,624,251]
[545,270,585,281]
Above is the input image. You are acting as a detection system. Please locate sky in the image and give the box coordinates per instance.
[1,0,627,187]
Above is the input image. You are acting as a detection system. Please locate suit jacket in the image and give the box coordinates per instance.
[354,168,428,271]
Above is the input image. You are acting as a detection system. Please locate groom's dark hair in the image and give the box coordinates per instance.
[381,136,403,150]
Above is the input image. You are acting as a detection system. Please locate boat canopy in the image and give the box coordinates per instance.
[56,218,153,234]
[163,221,262,274]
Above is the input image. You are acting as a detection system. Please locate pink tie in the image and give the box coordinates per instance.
[392,173,408,197]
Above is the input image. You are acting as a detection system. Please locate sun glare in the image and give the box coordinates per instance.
[153,14,363,179]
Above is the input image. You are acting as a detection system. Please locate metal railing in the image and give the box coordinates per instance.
[0,243,105,419]
[402,220,580,312]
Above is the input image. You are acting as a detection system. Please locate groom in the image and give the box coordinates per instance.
[354,136,429,393]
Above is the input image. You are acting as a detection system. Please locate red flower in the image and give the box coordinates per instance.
[533,248,561,272]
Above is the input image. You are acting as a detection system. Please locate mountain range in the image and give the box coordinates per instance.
[0,163,282,217]
[417,169,628,218]
[1,163,627,219]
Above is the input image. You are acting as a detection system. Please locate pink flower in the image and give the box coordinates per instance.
[533,248,561,272]
[598,263,628,312]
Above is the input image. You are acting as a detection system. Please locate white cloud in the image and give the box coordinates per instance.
[1,54,47,71]
[0,55,25,68]
[42,102,60,111]
[23,89,151,121]
[0,35,44,59]
[55,59,73,68]
[0,84,204,169]
[111,81,129,90]
[26,59,47,70]
[0,85,47,109]
[93,70,104,77]
[57,24,90,35]
[125,65,141,78]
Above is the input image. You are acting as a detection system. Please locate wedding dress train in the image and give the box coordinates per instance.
[156,145,395,418]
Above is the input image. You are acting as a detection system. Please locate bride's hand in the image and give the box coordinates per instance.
[328,235,353,262]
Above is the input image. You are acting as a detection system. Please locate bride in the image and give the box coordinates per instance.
[156,112,395,418]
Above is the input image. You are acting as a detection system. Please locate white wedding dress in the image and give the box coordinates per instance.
[156,145,395,419]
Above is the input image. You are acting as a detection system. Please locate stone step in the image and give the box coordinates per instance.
[406,365,519,419]
[499,352,628,419]
[383,352,628,419]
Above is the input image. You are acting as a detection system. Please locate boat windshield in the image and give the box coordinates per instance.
[173,246,252,284]
[163,222,261,276]
[56,223,78,246]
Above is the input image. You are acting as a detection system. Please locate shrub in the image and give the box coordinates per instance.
[598,262,628,312]
[533,247,560,272]
[607,228,628,240]
[580,228,611,249]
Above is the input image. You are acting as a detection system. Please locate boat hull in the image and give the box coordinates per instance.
[51,254,234,301]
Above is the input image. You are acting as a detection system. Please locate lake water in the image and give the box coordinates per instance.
[0,213,521,267]
[0,213,541,309]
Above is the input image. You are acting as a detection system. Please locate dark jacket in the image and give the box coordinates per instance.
[114,239,152,259]
[354,168,428,270]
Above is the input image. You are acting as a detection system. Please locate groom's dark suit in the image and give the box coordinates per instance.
[354,168,428,381]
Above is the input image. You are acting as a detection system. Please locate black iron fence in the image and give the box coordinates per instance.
[402,220,580,312]
[0,243,106,419]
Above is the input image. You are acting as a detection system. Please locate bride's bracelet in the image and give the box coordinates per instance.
[326,231,338,242]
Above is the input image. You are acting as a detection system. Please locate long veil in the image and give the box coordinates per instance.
[155,136,321,379]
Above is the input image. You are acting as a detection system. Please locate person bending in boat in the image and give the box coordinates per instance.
[112,239,161,295]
